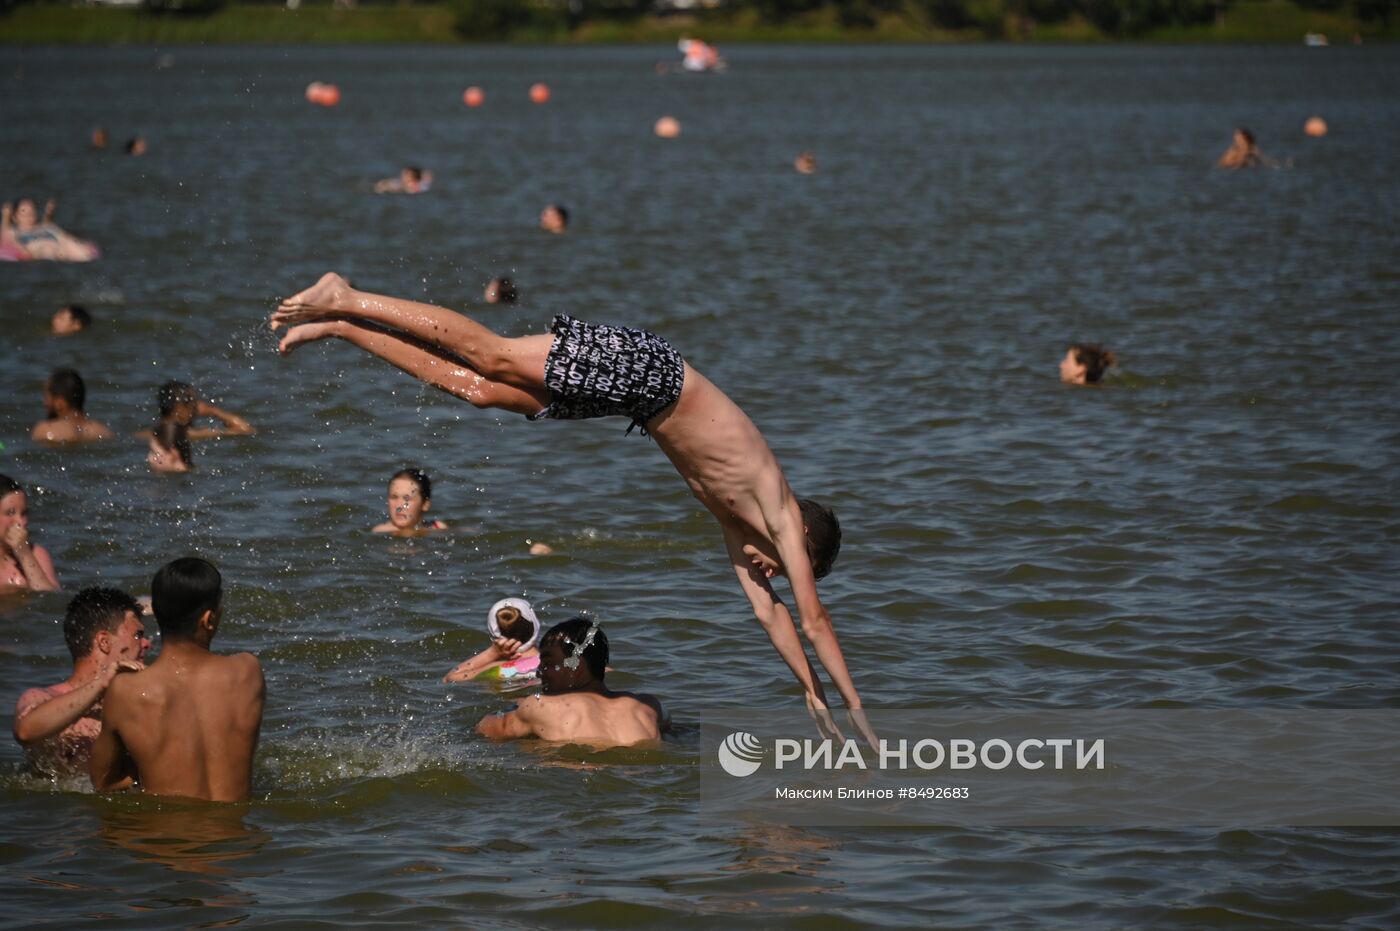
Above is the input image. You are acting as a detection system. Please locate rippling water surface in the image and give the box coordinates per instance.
[2,44,1399,928]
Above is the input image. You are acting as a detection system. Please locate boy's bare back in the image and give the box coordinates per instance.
[96,646,264,801]
[512,690,664,747]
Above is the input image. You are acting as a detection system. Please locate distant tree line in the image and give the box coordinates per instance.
[2,0,1393,39]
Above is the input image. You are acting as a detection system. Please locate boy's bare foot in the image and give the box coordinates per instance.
[272,272,355,329]
[277,321,341,355]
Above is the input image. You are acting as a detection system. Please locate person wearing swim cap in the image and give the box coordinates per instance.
[474,617,665,748]
[443,598,542,683]
[273,273,870,745]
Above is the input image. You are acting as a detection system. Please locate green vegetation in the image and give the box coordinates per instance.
[0,0,1395,44]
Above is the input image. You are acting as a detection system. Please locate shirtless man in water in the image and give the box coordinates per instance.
[476,617,664,748]
[32,369,114,443]
[13,587,148,776]
[91,557,264,802]
[272,273,866,736]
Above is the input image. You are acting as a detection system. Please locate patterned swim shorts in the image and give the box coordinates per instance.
[529,314,686,434]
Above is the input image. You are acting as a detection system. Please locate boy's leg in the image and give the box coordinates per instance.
[279,320,549,416]
[273,273,550,392]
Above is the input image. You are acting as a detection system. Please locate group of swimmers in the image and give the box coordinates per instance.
[12,553,660,801]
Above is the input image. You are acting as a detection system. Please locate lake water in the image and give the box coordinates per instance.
[2,43,1399,928]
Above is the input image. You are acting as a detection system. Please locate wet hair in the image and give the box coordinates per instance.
[1069,344,1117,384]
[61,305,92,328]
[151,557,222,640]
[46,369,86,411]
[799,498,841,580]
[390,467,431,501]
[0,474,23,499]
[1237,127,1255,145]
[488,277,517,303]
[156,419,193,466]
[540,616,608,679]
[63,587,141,661]
[404,166,423,182]
[157,380,197,418]
[497,607,535,643]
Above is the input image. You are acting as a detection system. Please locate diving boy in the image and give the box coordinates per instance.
[272,273,865,734]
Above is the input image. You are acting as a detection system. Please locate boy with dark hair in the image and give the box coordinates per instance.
[273,273,864,739]
[476,617,665,748]
[13,587,148,775]
[91,557,264,801]
[32,368,114,443]
[51,304,92,336]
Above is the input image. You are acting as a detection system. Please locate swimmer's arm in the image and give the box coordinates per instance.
[190,401,255,437]
[13,680,105,745]
[90,681,137,792]
[475,705,536,740]
[722,523,830,706]
[444,649,500,683]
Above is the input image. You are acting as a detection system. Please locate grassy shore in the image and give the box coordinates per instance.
[1,1,1395,45]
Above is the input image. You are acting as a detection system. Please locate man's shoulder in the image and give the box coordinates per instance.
[15,684,61,717]
[211,651,263,683]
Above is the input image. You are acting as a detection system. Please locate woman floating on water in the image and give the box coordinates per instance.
[1,198,100,262]
[443,598,542,684]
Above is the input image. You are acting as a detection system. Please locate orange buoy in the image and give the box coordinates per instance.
[654,116,681,138]
[318,84,340,107]
[1304,115,1328,137]
[529,82,550,104]
[463,86,485,108]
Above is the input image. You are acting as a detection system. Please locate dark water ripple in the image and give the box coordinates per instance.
[2,43,1399,927]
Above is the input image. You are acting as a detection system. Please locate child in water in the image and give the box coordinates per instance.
[147,381,255,473]
[373,468,448,536]
[443,598,542,683]
[0,474,60,592]
[1059,344,1117,386]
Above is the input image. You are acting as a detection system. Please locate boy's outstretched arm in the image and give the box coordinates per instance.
[723,524,832,706]
[760,499,864,712]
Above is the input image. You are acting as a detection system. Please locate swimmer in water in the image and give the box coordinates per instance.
[273,272,866,742]
[794,151,817,175]
[124,137,147,157]
[484,277,517,305]
[0,474,60,593]
[1,198,99,262]
[1059,343,1117,386]
[32,369,114,444]
[373,467,448,536]
[1218,128,1278,170]
[475,617,666,748]
[13,587,149,778]
[51,305,92,336]
[374,166,433,194]
[540,204,568,235]
[146,381,256,473]
[444,598,542,683]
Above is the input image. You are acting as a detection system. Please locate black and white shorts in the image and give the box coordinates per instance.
[529,315,686,434]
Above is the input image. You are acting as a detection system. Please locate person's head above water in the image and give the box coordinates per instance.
[538,616,608,694]
[0,474,29,539]
[151,556,222,642]
[540,204,569,234]
[1234,127,1256,148]
[402,166,423,184]
[489,598,540,647]
[124,136,147,156]
[1060,344,1117,386]
[386,467,433,530]
[157,380,198,423]
[484,277,517,304]
[63,586,148,664]
[13,198,38,229]
[51,305,91,336]
[45,369,87,415]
